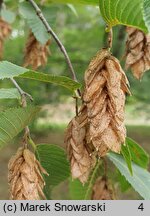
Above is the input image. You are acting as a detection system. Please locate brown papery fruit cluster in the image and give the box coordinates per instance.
[91,177,115,200]
[83,49,130,157]
[0,18,12,59]
[126,27,150,79]
[8,147,48,200]
[65,106,96,184]
[65,48,130,184]
[24,32,51,70]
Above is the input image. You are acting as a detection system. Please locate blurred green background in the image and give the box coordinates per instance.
[0,3,150,199]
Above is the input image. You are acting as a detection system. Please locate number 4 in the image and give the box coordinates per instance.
[138,203,144,211]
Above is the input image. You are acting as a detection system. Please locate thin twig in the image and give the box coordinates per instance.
[10,78,33,148]
[10,78,33,102]
[74,96,79,116]
[27,0,78,83]
[107,28,113,49]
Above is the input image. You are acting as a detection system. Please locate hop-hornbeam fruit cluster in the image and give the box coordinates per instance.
[0,18,12,59]
[65,105,96,184]
[24,32,51,70]
[65,49,130,184]
[83,48,130,157]
[8,147,48,200]
[91,177,115,200]
[125,27,150,79]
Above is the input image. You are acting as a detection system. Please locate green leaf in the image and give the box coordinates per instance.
[117,170,131,192]
[0,106,40,149]
[19,2,49,44]
[70,161,101,200]
[20,71,81,92]
[121,143,133,175]
[99,0,148,33]
[0,88,20,99]
[70,179,88,200]
[36,144,70,186]
[120,137,149,171]
[0,61,26,79]
[126,137,149,169]
[1,9,16,23]
[108,153,150,200]
[143,0,150,32]
[0,61,81,92]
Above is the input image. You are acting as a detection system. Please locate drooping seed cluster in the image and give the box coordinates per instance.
[91,177,115,200]
[8,147,48,200]
[24,32,51,70]
[125,27,150,79]
[65,105,96,184]
[84,49,130,157]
